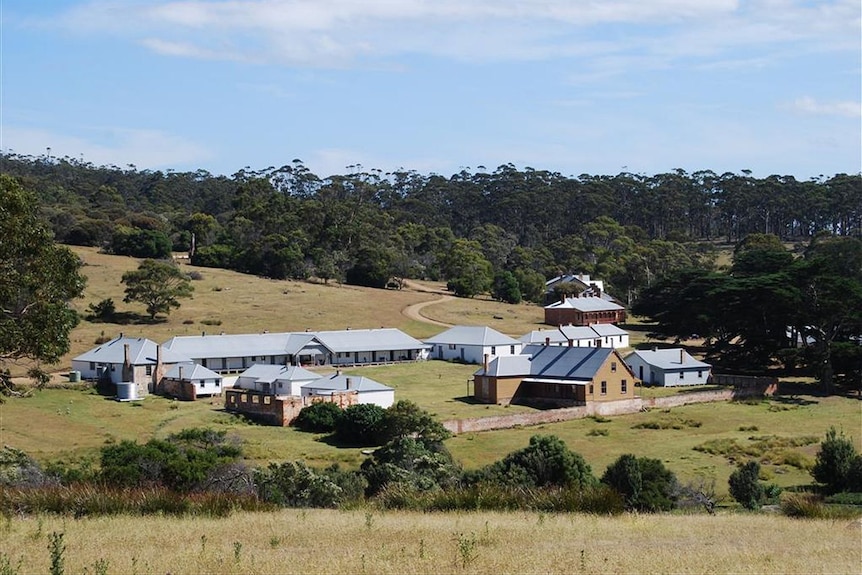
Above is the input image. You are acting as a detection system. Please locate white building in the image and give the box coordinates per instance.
[624,348,712,387]
[424,325,523,364]
[519,324,630,349]
[301,373,395,408]
[233,364,321,396]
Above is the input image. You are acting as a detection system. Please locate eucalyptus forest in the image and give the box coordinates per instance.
[3,152,861,386]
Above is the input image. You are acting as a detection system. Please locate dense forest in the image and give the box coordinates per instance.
[4,152,860,306]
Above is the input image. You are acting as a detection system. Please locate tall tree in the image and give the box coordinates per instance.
[121,259,194,320]
[0,175,86,398]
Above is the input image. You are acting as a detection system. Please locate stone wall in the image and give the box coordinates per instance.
[158,378,197,401]
[442,380,777,435]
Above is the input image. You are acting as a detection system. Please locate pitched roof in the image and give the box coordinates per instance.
[425,325,521,346]
[558,325,602,340]
[162,332,301,358]
[588,323,629,337]
[519,329,570,345]
[314,328,429,353]
[545,296,624,312]
[163,362,222,381]
[624,348,710,370]
[302,373,393,393]
[475,345,615,381]
[73,336,190,365]
[237,363,321,383]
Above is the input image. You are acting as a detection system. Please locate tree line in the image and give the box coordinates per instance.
[3,152,859,304]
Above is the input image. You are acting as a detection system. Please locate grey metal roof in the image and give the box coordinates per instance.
[73,336,191,365]
[303,373,393,393]
[237,363,321,383]
[545,297,624,312]
[475,345,614,380]
[162,332,299,359]
[588,323,628,337]
[425,325,521,346]
[519,329,570,345]
[558,325,602,340]
[164,362,222,381]
[163,329,426,359]
[314,328,429,353]
[624,348,710,370]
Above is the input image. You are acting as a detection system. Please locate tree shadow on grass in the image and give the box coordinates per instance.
[88,312,166,325]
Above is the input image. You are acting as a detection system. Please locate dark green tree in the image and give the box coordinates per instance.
[293,401,343,433]
[443,239,493,298]
[601,454,678,512]
[381,399,451,442]
[812,427,860,494]
[728,460,764,510]
[0,175,86,398]
[334,403,388,446]
[482,435,594,489]
[121,259,194,320]
[492,270,522,304]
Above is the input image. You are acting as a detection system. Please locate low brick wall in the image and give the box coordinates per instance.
[442,380,777,435]
[159,378,197,401]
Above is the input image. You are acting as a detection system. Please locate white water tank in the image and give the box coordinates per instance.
[116,382,138,401]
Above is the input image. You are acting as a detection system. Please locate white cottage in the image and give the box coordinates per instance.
[624,348,711,387]
[301,373,395,408]
[234,364,321,396]
[519,324,630,349]
[159,362,224,399]
[424,326,522,364]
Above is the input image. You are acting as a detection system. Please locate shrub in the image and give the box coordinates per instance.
[601,454,678,512]
[812,427,860,494]
[380,400,451,442]
[729,460,764,510]
[86,299,116,322]
[254,461,345,508]
[479,435,595,489]
[361,436,461,497]
[334,404,387,446]
[294,401,343,433]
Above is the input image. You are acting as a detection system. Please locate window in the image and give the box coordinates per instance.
[448,344,456,350]
[145,365,152,376]
[264,396,271,405]
[510,345,516,354]
[679,371,684,379]
[491,346,496,355]
[621,379,627,394]
[589,384,594,394]
[89,362,95,370]
[110,364,115,372]
[611,362,617,373]
[697,370,703,378]
[252,395,259,404]
[600,381,607,395]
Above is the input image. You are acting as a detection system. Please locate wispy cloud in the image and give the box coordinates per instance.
[46,0,859,70]
[787,97,861,118]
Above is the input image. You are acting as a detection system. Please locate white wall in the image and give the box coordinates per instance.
[432,343,522,364]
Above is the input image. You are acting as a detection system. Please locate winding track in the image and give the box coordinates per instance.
[400,280,454,328]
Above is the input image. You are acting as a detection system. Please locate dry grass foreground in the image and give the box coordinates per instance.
[4,509,859,574]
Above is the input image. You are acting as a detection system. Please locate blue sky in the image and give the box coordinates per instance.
[2,0,860,179]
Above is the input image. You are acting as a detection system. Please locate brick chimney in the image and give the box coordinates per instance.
[483,353,489,373]
[122,344,133,383]
[346,377,352,390]
[680,349,685,364]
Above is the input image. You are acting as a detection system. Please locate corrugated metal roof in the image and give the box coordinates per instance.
[624,348,710,370]
[73,336,191,365]
[237,364,321,383]
[303,373,393,393]
[314,328,428,353]
[588,323,628,336]
[475,345,613,380]
[519,330,569,344]
[545,297,624,312]
[164,362,222,381]
[425,325,521,346]
[162,332,299,358]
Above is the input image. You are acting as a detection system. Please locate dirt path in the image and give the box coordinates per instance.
[400,280,455,328]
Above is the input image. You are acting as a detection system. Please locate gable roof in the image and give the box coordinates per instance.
[624,348,710,370]
[545,297,624,312]
[73,336,190,365]
[519,329,570,345]
[314,328,428,353]
[162,332,302,359]
[588,323,629,337]
[163,362,222,381]
[475,345,617,381]
[302,373,393,393]
[237,363,321,384]
[425,325,521,346]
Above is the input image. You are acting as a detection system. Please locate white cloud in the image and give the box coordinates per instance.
[1,126,213,170]
[788,97,861,118]
[47,0,858,69]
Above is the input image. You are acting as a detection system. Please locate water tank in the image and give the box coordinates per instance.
[68,371,81,383]
[116,382,138,401]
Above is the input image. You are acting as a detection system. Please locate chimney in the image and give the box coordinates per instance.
[202,331,206,337]
[680,349,685,364]
[124,344,131,368]
[119,332,124,339]
[346,377,352,390]
[568,339,573,348]
[483,353,489,373]
[179,365,184,380]
[544,337,550,347]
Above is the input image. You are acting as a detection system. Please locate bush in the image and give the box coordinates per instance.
[293,402,343,433]
[334,404,388,446]
[361,436,461,497]
[254,461,346,508]
[479,435,595,489]
[380,400,451,442]
[812,427,860,494]
[729,460,764,510]
[601,454,678,512]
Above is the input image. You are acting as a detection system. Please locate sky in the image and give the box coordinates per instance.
[1,0,860,180]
